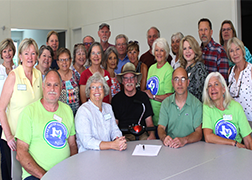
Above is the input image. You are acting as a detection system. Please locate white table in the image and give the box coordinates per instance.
[41,140,252,180]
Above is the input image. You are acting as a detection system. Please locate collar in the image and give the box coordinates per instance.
[171,91,192,106]
[201,38,214,50]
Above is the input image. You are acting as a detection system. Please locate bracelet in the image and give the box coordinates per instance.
[234,141,237,147]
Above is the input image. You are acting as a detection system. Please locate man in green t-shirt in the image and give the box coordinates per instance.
[16,70,78,180]
[158,67,202,148]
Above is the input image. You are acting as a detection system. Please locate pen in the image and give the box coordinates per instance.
[143,145,145,151]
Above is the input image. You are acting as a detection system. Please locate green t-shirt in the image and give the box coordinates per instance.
[202,100,252,143]
[146,62,174,125]
[15,99,76,179]
[158,92,202,139]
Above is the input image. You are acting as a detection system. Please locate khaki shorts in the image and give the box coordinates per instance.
[124,132,148,141]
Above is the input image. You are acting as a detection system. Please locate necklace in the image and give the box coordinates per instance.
[228,62,247,98]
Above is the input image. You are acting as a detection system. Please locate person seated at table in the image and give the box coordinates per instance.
[16,70,77,180]
[158,67,202,148]
[111,62,156,141]
[202,72,252,150]
[75,72,126,152]
[35,45,53,79]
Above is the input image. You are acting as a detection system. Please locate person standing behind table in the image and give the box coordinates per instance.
[227,37,252,128]
[79,42,112,104]
[46,31,59,70]
[83,35,95,52]
[16,70,77,180]
[140,27,172,69]
[198,18,229,82]
[75,72,127,152]
[127,41,148,91]
[0,38,17,180]
[114,34,130,74]
[219,20,252,66]
[57,47,80,116]
[144,38,174,138]
[158,68,202,148]
[102,46,121,97]
[35,45,53,80]
[170,32,184,70]
[70,43,87,82]
[98,23,114,52]
[0,38,42,180]
[202,72,252,150]
[179,35,208,101]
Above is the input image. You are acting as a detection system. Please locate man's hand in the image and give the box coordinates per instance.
[162,135,173,147]
[113,136,127,151]
[168,137,187,148]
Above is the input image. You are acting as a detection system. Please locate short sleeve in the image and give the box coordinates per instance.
[202,104,214,130]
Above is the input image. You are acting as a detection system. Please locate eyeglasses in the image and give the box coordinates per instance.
[173,77,188,83]
[89,86,104,91]
[116,43,127,47]
[58,58,70,62]
[122,76,136,81]
[91,52,101,56]
[222,28,232,32]
[129,40,139,44]
[84,42,93,46]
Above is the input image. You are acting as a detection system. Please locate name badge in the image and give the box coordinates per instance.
[17,84,27,91]
[0,75,5,80]
[53,114,62,123]
[223,114,232,121]
[104,76,109,81]
[104,113,111,120]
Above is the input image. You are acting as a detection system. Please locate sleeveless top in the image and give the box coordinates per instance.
[229,63,252,121]
[2,65,42,140]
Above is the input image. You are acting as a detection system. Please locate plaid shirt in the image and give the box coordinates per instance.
[201,38,229,82]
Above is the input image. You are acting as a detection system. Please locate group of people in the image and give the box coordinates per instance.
[0,17,251,180]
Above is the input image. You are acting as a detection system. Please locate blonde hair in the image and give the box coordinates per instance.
[179,35,203,69]
[0,38,16,59]
[226,37,246,62]
[18,38,38,64]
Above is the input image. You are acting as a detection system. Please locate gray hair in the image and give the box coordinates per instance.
[85,72,110,98]
[202,72,232,109]
[147,27,160,38]
[43,69,62,87]
[83,35,95,43]
[102,46,119,70]
[152,38,170,59]
[227,37,246,62]
[115,34,128,45]
[171,32,184,41]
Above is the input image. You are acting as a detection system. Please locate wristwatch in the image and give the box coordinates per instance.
[153,95,156,100]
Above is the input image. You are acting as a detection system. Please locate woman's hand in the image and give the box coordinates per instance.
[113,136,127,151]
[7,135,16,151]
[144,90,153,99]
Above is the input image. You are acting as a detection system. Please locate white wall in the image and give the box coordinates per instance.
[0,0,239,63]
[69,0,239,56]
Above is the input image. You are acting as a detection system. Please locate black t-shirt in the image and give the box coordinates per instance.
[111,90,154,129]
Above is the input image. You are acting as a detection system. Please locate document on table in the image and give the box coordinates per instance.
[132,144,162,156]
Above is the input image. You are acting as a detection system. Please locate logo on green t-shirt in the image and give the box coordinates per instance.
[215,119,237,140]
[44,120,68,149]
[147,76,159,95]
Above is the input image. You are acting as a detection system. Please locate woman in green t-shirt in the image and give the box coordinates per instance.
[202,72,252,150]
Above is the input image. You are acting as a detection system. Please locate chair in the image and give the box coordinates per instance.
[11,150,22,180]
